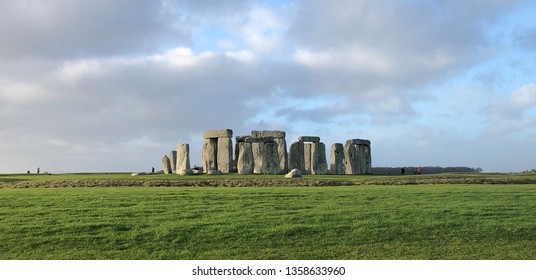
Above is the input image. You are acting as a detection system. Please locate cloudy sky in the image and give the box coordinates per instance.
[1,0,535,173]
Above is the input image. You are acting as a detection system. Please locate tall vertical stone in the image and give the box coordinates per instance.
[252,142,264,174]
[274,138,288,174]
[176,144,190,172]
[161,155,172,174]
[311,142,328,175]
[264,141,280,174]
[289,142,305,173]
[202,138,217,172]
[217,137,233,173]
[330,143,345,175]
[237,142,254,174]
[304,143,312,175]
[344,142,358,175]
[169,151,177,173]
[364,145,372,174]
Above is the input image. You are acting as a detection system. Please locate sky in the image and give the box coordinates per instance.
[1,0,536,173]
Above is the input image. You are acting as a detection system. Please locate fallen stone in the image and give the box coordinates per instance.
[178,169,194,176]
[203,129,233,139]
[207,170,223,175]
[284,168,302,178]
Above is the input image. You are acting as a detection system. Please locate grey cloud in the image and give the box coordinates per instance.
[0,1,190,60]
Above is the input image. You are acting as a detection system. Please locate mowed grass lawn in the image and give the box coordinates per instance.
[1,178,536,259]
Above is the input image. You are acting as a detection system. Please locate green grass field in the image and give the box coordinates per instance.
[1,173,536,259]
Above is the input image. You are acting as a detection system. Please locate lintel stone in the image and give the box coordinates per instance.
[346,139,371,146]
[298,136,320,143]
[203,129,233,139]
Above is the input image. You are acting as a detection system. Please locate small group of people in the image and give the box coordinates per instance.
[27,167,40,174]
[400,167,422,175]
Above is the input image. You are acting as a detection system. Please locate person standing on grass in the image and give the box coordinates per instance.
[37,167,40,174]
[417,167,422,175]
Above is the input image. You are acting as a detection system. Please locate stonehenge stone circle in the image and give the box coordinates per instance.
[159,128,371,176]
[161,155,172,174]
[176,144,190,173]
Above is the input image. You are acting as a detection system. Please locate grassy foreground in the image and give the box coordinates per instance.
[1,173,536,259]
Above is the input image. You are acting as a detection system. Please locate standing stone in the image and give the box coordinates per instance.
[304,143,312,175]
[252,142,264,174]
[264,141,281,174]
[176,144,190,172]
[202,138,217,172]
[217,137,233,173]
[274,138,288,174]
[344,142,358,175]
[161,155,172,174]
[169,151,177,173]
[364,145,372,174]
[311,142,328,175]
[330,143,345,175]
[237,142,254,174]
[288,142,305,173]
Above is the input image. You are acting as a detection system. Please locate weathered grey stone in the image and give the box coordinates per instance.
[344,142,358,175]
[274,138,288,173]
[235,135,249,142]
[284,168,302,178]
[330,143,345,175]
[161,155,172,174]
[237,142,254,175]
[251,130,286,138]
[178,169,194,176]
[311,142,328,175]
[169,151,177,173]
[203,129,233,139]
[264,141,280,174]
[346,139,371,146]
[364,145,372,174]
[176,144,190,172]
[298,136,321,143]
[356,144,366,174]
[304,143,312,175]
[252,142,264,174]
[244,136,274,143]
[202,138,217,173]
[288,142,305,173]
[217,137,233,173]
[207,170,223,175]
